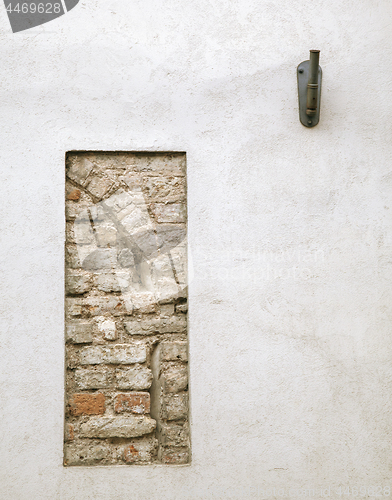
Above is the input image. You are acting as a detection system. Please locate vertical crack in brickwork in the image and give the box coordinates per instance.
[64,152,189,466]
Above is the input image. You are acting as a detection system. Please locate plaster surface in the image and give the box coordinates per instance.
[1,0,392,498]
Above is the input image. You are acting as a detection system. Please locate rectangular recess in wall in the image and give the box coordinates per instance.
[64,152,189,466]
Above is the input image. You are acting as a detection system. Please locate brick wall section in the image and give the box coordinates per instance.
[64,152,189,466]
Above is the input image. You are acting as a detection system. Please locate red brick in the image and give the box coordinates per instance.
[114,392,150,414]
[69,393,105,416]
[67,189,81,201]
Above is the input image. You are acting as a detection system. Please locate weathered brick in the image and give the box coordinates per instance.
[64,423,74,442]
[65,298,83,317]
[66,203,89,221]
[124,292,156,314]
[128,154,185,176]
[89,204,106,222]
[120,205,153,235]
[93,271,130,292]
[67,157,94,186]
[80,344,147,365]
[118,248,135,267]
[115,366,153,390]
[159,303,175,317]
[154,277,181,303]
[151,203,186,223]
[162,393,188,421]
[69,393,105,416]
[161,364,188,393]
[79,416,156,438]
[65,271,92,295]
[175,302,188,313]
[104,190,142,211]
[144,176,186,202]
[64,442,112,466]
[134,230,159,259]
[123,438,158,463]
[151,254,174,280]
[155,224,186,253]
[159,447,189,464]
[69,189,81,202]
[66,347,79,369]
[114,392,150,414]
[94,222,117,247]
[83,296,131,316]
[159,423,189,447]
[86,175,114,199]
[75,368,110,390]
[65,245,82,269]
[82,248,117,270]
[161,342,188,362]
[124,316,186,336]
[66,221,94,245]
[66,322,93,344]
[96,317,117,341]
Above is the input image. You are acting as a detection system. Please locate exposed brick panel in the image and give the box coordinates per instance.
[65,152,189,466]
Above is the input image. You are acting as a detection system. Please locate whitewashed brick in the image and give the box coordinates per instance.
[161,342,188,362]
[124,292,156,314]
[96,317,117,340]
[67,157,94,186]
[65,298,83,317]
[160,304,175,317]
[66,322,93,344]
[124,316,186,336]
[65,271,92,295]
[123,438,158,463]
[175,303,188,313]
[80,344,147,365]
[86,175,113,199]
[75,368,110,390]
[151,203,186,223]
[82,248,117,270]
[118,248,135,267]
[162,394,188,421]
[79,416,156,438]
[94,222,117,247]
[94,271,130,292]
[116,366,153,390]
[159,422,190,447]
[161,364,188,393]
[64,442,112,466]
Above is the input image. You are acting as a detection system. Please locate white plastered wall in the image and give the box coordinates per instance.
[1,0,392,498]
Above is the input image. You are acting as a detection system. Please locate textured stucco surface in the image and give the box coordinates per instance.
[1,0,392,498]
